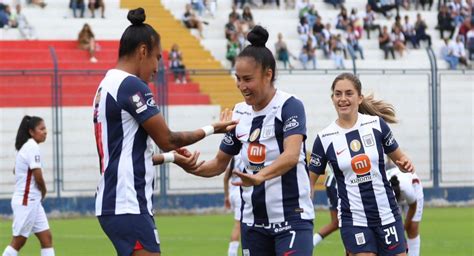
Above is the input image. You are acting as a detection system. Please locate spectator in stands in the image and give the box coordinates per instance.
[437,5,455,39]
[335,6,350,31]
[28,0,47,8]
[227,33,241,68]
[415,13,432,47]
[368,0,397,18]
[403,15,419,48]
[169,44,187,84]
[350,8,364,37]
[13,4,37,40]
[70,0,85,18]
[88,0,104,18]
[313,16,325,41]
[458,18,472,41]
[392,15,403,32]
[324,0,344,9]
[225,15,238,40]
[363,4,381,39]
[330,36,345,69]
[418,0,433,10]
[379,25,395,59]
[78,23,98,63]
[0,4,11,28]
[183,3,205,38]
[448,0,467,26]
[191,0,205,16]
[275,32,295,69]
[321,23,333,57]
[450,35,471,68]
[242,5,255,29]
[299,37,317,69]
[229,4,241,21]
[391,26,406,57]
[467,27,474,60]
[440,38,459,69]
[345,25,364,59]
[297,16,310,45]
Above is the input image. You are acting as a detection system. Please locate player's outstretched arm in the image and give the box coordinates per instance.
[387,148,415,173]
[186,150,233,178]
[233,134,303,187]
[142,114,238,152]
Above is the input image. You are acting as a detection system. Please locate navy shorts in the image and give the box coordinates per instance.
[241,219,313,256]
[326,184,338,211]
[340,220,407,255]
[98,214,160,256]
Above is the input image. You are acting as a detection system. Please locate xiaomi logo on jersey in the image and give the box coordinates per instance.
[247,142,266,164]
[351,154,371,175]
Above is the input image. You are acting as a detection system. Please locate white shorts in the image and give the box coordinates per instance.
[229,189,241,221]
[402,183,424,222]
[11,201,50,237]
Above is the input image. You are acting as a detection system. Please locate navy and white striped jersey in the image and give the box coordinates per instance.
[309,113,400,227]
[220,90,314,224]
[93,69,160,216]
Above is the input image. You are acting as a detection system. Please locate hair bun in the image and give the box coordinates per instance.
[247,25,268,47]
[127,7,146,26]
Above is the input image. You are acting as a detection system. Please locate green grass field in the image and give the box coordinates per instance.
[1,207,473,255]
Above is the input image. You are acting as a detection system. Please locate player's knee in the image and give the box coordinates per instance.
[38,231,53,247]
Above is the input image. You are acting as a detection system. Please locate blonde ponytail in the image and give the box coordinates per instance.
[359,93,397,124]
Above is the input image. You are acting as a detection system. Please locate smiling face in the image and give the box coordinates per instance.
[29,120,47,144]
[137,42,162,83]
[235,57,274,111]
[331,78,363,119]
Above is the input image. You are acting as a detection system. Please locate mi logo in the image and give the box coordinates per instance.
[247,142,266,164]
[351,154,371,175]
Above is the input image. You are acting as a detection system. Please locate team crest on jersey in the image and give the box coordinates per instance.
[223,133,234,146]
[247,142,266,164]
[34,155,40,163]
[362,134,375,147]
[130,92,147,114]
[351,154,371,175]
[283,116,299,132]
[260,125,275,139]
[310,153,321,167]
[350,139,362,152]
[249,128,261,142]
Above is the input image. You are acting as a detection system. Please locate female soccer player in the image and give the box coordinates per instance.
[308,73,414,256]
[311,172,339,249]
[388,167,424,256]
[2,116,55,256]
[187,25,315,256]
[92,8,236,256]
[223,155,243,256]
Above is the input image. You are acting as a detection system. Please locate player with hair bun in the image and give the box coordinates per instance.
[92,8,237,256]
[186,25,315,256]
[309,73,414,256]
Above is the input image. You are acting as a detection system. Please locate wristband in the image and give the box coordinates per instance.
[201,125,215,137]
[162,152,175,163]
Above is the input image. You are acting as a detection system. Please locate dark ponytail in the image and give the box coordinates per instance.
[15,115,43,150]
[389,175,401,202]
[119,7,161,58]
[238,25,276,84]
